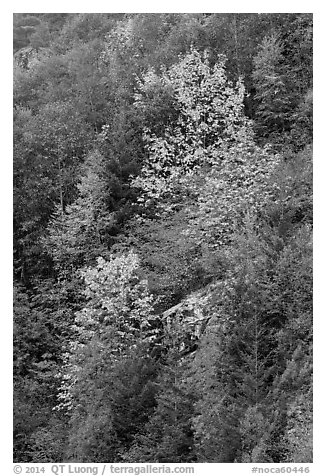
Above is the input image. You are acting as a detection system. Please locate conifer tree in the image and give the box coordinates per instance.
[125,350,196,463]
[252,33,293,141]
[43,150,114,276]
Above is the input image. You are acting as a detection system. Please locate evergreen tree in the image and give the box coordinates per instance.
[253,33,293,141]
[43,150,114,276]
[125,351,196,463]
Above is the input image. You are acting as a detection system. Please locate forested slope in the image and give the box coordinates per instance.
[13,13,313,463]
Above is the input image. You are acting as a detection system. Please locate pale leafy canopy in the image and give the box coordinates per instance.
[133,47,280,248]
[57,251,157,411]
[132,48,253,206]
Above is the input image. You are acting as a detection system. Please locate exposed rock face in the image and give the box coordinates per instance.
[161,284,215,356]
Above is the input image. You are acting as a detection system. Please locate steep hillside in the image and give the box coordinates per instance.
[13,13,312,463]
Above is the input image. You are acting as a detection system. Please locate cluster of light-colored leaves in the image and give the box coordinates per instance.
[132,48,253,207]
[167,49,251,148]
[187,143,281,249]
[101,17,135,56]
[76,252,156,343]
[56,251,157,412]
[132,46,282,270]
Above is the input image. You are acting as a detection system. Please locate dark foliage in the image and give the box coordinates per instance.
[13,13,312,463]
